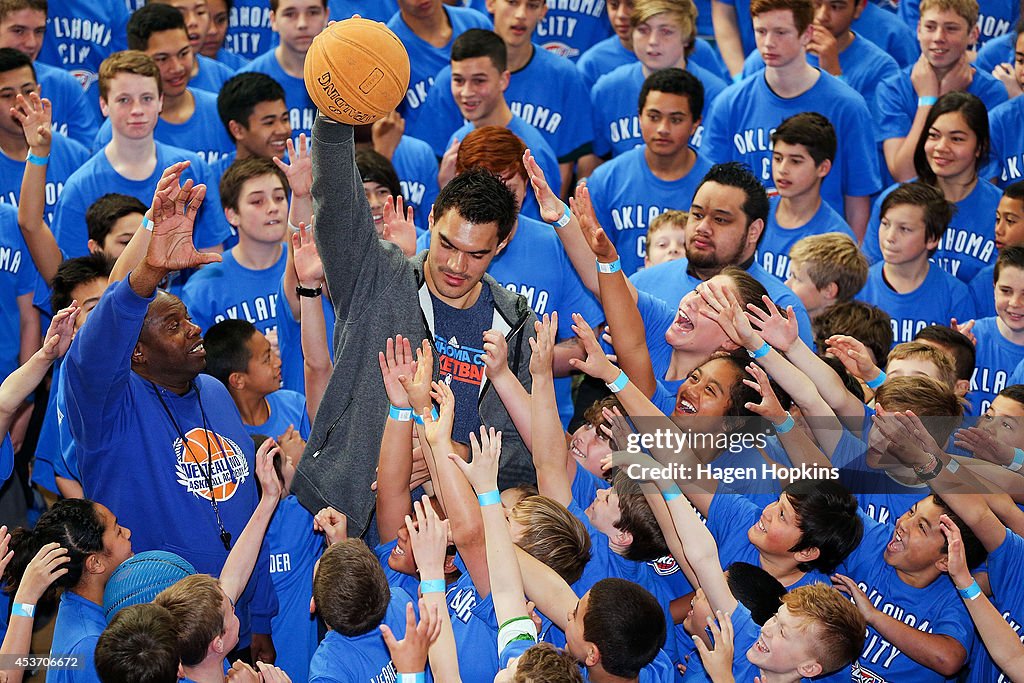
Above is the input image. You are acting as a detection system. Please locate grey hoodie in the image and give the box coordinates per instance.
[292,115,537,537]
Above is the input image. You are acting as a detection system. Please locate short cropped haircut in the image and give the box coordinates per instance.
[813,301,892,367]
[99,50,162,100]
[269,0,327,10]
[611,470,668,561]
[1004,179,1024,204]
[153,574,224,667]
[0,46,34,77]
[932,494,987,569]
[451,28,507,72]
[203,319,259,387]
[584,579,665,678]
[127,3,187,51]
[880,182,955,246]
[456,125,528,183]
[725,562,786,625]
[750,0,815,33]
[788,233,868,302]
[771,112,837,165]
[914,92,989,185]
[914,325,976,382]
[782,584,866,674]
[639,67,704,120]
[433,167,519,242]
[86,193,148,245]
[696,162,770,226]
[0,0,47,22]
[356,149,402,199]
[875,376,963,445]
[512,642,584,682]
[887,341,957,389]
[647,210,687,240]
[509,496,591,584]
[314,540,391,635]
[631,0,697,54]
[999,384,1024,408]
[219,156,289,212]
[95,604,179,683]
[918,0,979,27]
[784,479,862,573]
[50,254,113,313]
[217,71,287,138]
[994,245,1024,283]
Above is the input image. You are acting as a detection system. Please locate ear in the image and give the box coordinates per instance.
[796,660,823,679]
[228,370,247,391]
[500,69,511,92]
[443,553,458,575]
[816,158,832,180]
[584,642,601,668]
[821,280,840,304]
[227,118,246,142]
[87,239,103,254]
[132,342,146,365]
[935,553,950,574]
[495,237,510,255]
[269,9,277,30]
[309,595,317,615]
[225,205,241,228]
[794,546,821,564]
[99,96,110,118]
[851,0,866,19]
[746,217,765,248]
[211,635,226,655]
[955,378,970,397]
[925,234,941,252]
[157,94,164,115]
[485,0,497,13]
[968,22,980,47]
[612,528,633,550]
[85,552,106,576]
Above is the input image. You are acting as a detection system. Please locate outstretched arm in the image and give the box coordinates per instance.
[530,313,573,506]
[375,335,417,544]
[276,136,312,321]
[12,92,61,282]
[292,223,331,418]
[481,328,533,450]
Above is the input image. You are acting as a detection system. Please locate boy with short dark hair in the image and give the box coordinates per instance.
[85,194,148,261]
[786,233,868,320]
[915,323,976,398]
[970,180,1024,317]
[856,181,974,345]
[813,301,892,367]
[145,0,236,93]
[181,157,289,335]
[758,113,854,280]
[215,71,291,178]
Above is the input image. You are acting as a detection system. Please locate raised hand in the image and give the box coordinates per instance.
[826,334,879,382]
[569,183,617,262]
[276,425,305,471]
[481,329,510,381]
[422,380,456,449]
[378,335,416,408]
[523,149,565,224]
[449,426,502,494]
[254,439,283,501]
[146,163,220,272]
[39,303,81,361]
[11,92,52,153]
[380,598,441,676]
[528,313,558,379]
[381,194,417,257]
[406,494,450,578]
[273,134,312,199]
[13,542,69,605]
[0,526,11,578]
[291,221,324,288]
[950,318,976,346]
[742,363,788,424]
[313,506,348,545]
[599,405,636,452]
[953,424,1015,467]
[372,110,405,160]
[568,313,620,383]
[693,611,736,683]
[399,340,434,418]
[831,574,878,623]
[698,281,761,350]
[938,515,973,589]
[746,295,799,353]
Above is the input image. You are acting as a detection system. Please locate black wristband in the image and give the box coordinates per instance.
[295,284,323,298]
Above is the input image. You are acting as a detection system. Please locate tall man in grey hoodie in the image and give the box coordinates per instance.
[292,113,537,538]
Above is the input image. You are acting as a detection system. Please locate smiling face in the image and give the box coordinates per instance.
[747,604,820,677]
[487,0,547,50]
[363,180,393,234]
[388,521,419,575]
[754,8,809,69]
[995,264,1024,334]
[883,496,948,574]
[994,194,1024,251]
[683,585,715,646]
[233,99,292,159]
[450,56,510,123]
[144,28,194,98]
[426,209,506,303]
[663,274,740,353]
[226,173,288,245]
[240,331,283,396]
[640,90,699,159]
[100,73,162,141]
[685,182,762,272]
[673,357,741,418]
[569,423,613,479]
[917,7,976,71]
[923,111,979,183]
[0,8,47,60]
[747,493,805,560]
[134,294,206,384]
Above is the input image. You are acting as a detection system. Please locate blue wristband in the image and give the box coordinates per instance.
[865,370,886,390]
[411,408,439,425]
[606,369,628,393]
[1010,448,1024,472]
[774,413,795,434]
[748,341,771,359]
[388,404,413,422]
[918,95,938,107]
[732,72,743,83]
[596,258,622,274]
[397,675,425,683]
[141,215,154,232]
[11,603,34,618]
[551,202,571,229]
[420,579,446,595]
[26,152,48,165]
[957,580,981,600]
[662,484,682,501]
[477,490,501,506]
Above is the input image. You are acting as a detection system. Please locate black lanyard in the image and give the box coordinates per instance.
[151,381,233,551]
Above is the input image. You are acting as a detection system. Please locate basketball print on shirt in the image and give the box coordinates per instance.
[173,427,250,502]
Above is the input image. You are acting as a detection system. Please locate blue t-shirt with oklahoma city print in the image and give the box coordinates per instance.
[432,288,492,444]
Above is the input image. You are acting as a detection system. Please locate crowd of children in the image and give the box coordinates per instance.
[1,0,1024,680]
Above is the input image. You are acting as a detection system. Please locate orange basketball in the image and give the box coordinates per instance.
[303,18,410,125]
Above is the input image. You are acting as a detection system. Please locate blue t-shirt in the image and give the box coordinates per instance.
[862,180,1001,282]
[431,287,493,445]
[757,196,854,281]
[0,204,39,382]
[392,135,439,233]
[576,36,728,90]
[37,0,129,97]
[329,0,397,23]
[1,434,12,485]
[966,528,1024,683]
[989,95,1024,188]
[532,0,612,61]
[91,89,234,167]
[0,132,89,229]
[418,45,594,163]
[308,588,415,683]
[856,262,975,345]
[875,64,1008,144]
[851,2,921,67]
[970,316,1024,414]
[838,511,975,682]
[244,390,308,440]
[53,143,229,257]
[570,462,611,513]
[224,0,274,60]
[447,116,560,223]
[36,62,100,147]
[216,48,250,71]
[970,263,997,318]
[682,602,764,682]
[587,145,713,275]
[191,55,236,95]
[387,5,492,136]
[273,278,336,396]
[181,247,288,334]
[741,33,900,109]
[632,291,687,415]
[48,591,104,683]
[702,70,882,215]
[629,256,817,349]
[831,428,928,525]
[447,570,502,681]
[977,31,1015,74]
[590,62,726,158]
[238,51,317,140]
[899,0,1018,47]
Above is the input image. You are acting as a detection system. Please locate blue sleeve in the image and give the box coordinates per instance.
[862,193,884,264]
[69,634,103,683]
[52,176,90,258]
[838,93,882,197]
[192,159,232,249]
[874,74,912,142]
[838,509,888,576]
[64,82,101,147]
[589,82,612,158]
[247,537,279,635]
[705,494,761,567]
[652,381,677,415]
[699,89,731,164]
[951,280,976,321]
